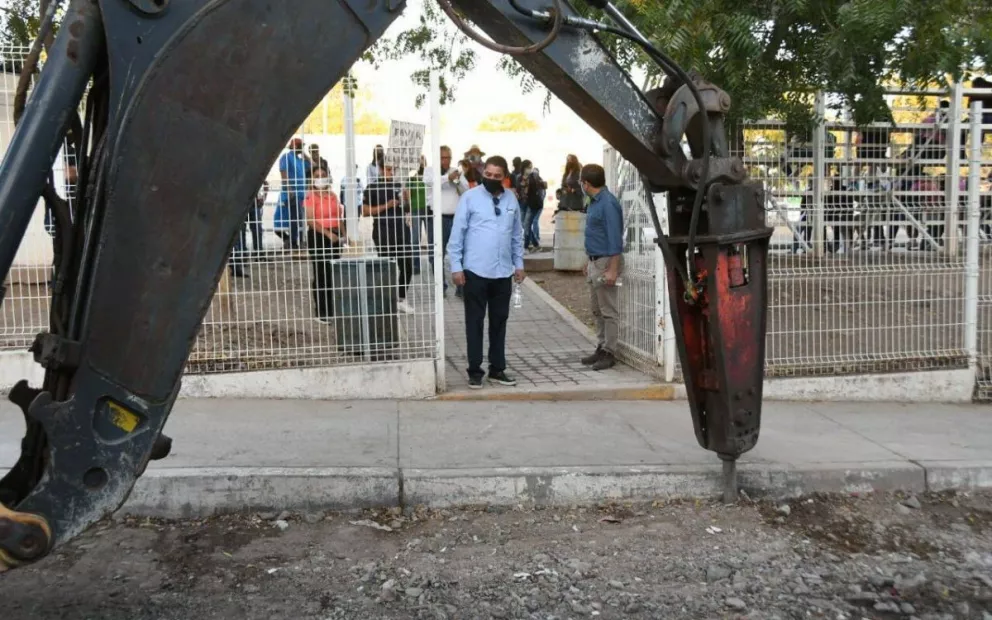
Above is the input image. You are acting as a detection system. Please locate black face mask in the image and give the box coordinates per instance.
[482,177,503,195]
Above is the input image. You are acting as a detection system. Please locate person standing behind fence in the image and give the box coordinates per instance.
[304,168,344,323]
[276,138,310,250]
[406,154,430,276]
[439,146,470,297]
[363,164,415,314]
[448,155,525,389]
[247,180,268,261]
[367,144,385,184]
[579,163,624,371]
[459,158,481,188]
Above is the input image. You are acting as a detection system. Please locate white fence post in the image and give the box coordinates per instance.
[342,74,371,361]
[946,81,964,256]
[342,75,360,246]
[655,192,676,381]
[965,101,981,371]
[430,71,445,392]
[811,92,827,256]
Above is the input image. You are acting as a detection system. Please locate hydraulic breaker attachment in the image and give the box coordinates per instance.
[665,183,772,501]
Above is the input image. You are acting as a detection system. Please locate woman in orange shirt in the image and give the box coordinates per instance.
[304,167,344,323]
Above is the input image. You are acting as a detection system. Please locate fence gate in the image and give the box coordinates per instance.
[603,146,674,379]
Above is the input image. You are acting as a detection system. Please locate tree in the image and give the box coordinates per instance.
[476,111,539,132]
[372,0,992,132]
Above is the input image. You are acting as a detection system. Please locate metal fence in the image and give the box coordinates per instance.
[0,47,445,377]
[606,85,992,398]
[604,145,674,379]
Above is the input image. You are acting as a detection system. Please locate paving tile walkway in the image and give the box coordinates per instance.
[398,250,656,394]
[440,277,655,392]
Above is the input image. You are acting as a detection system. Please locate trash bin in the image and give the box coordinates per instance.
[330,257,400,360]
[553,210,586,271]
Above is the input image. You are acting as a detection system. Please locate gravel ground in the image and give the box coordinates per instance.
[2,491,991,619]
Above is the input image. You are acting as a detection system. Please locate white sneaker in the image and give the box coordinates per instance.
[397,300,415,314]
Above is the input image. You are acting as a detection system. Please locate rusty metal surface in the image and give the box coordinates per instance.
[665,182,771,458]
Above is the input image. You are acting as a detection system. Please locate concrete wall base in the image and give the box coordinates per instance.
[0,350,974,402]
[671,368,975,403]
[0,351,437,400]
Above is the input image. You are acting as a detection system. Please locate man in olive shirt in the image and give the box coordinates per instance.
[579,164,624,371]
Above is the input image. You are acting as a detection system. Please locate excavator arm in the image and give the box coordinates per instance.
[0,0,770,572]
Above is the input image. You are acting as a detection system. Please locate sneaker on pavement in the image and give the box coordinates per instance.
[581,346,604,366]
[591,352,616,371]
[468,375,484,390]
[488,371,518,387]
[397,300,415,314]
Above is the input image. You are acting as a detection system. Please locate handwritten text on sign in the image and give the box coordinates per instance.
[384,120,425,169]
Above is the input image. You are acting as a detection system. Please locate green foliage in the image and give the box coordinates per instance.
[362,0,477,108]
[0,0,40,48]
[376,0,991,130]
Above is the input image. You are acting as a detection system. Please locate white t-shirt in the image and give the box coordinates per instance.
[436,166,469,216]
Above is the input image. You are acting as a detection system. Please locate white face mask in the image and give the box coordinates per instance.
[314,178,330,189]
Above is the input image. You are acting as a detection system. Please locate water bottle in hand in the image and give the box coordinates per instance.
[512,283,523,309]
[598,275,623,287]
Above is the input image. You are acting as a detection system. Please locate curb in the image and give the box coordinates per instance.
[114,461,992,519]
[435,383,676,401]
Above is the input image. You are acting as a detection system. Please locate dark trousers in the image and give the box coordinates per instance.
[247,204,264,253]
[286,193,304,248]
[376,238,414,300]
[441,214,456,293]
[307,228,342,319]
[230,222,248,274]
[463,270,512,379]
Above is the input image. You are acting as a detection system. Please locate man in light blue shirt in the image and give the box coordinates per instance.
[447,155,526,389]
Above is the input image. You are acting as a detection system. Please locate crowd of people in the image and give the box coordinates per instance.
[224,139,626,386]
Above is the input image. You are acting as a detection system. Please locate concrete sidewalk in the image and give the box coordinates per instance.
[1,399,989,517]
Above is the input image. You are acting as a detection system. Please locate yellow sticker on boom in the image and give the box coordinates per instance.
[108,402,140,433]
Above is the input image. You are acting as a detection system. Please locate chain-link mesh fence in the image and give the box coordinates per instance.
[0,48,443,374]
[605,87,992,396]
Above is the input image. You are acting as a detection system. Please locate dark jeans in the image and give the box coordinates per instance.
[307,227,341,319]
[441,214,456,293]
[410,209,436,275]
[230,222,248,274]
[523,205,542,248]
[375,235,414,301]
[463,270,512,379]
[247,204,264,253]
[286,193,304,248]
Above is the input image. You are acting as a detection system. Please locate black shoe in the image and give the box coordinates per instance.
[591,352,616,371]
[581,347,604,366]
[468,375,484,390]
[488,371,517,387]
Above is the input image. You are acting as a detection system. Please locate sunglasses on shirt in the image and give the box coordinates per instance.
[492,194,501,217]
